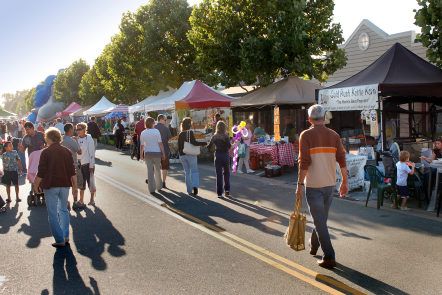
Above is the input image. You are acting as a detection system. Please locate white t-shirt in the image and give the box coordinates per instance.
[77,134,96,167]
[140,128,162,153]
[396,161,411,186]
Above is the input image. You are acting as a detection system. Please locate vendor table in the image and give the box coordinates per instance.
[249,143,295,167]
[427,163,442,215]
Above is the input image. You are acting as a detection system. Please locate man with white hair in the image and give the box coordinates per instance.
[296,104,348,269]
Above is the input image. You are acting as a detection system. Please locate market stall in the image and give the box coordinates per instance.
[317,42,442,189]
[83,96,116,116]
[232,76,319,170]
[56,102,82,118]
[128,89,176,114]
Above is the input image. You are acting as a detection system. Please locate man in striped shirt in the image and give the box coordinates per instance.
[296,104,348,269]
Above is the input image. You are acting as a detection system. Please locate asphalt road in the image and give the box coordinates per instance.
[1,147,442,295]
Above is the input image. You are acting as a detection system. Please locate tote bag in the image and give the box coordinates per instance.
[284,190,306,251]
[183,130,200,156]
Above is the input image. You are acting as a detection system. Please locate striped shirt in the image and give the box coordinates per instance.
[299,125,346,188]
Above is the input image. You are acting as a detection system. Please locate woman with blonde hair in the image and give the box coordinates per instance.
[207,121,231,198]
[178,117,207,195]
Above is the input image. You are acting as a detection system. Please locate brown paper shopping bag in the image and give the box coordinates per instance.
[284,192,306,251]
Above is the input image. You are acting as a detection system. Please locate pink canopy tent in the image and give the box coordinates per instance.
[56,102,82,117]
[175,80,232,109]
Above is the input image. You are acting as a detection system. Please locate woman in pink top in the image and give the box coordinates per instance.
[237,120,255,174]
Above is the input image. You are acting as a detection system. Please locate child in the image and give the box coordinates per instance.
[207,121,232,198]
[2,141,23,202]
[395,150,415,210]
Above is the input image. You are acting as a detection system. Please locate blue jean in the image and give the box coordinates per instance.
[305,186,335,260]
[44,187,70,243]
[215,152,230,196]
[180,155,199,194]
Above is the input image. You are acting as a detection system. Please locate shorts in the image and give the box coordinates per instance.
[161,157,170,170]
[78,163,95,192]
[396,185,409,198]
[2,170,18,186]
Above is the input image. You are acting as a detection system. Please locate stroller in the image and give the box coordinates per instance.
[27,150,45,207]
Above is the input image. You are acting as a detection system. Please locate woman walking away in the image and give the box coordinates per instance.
[237,120,254,174]
[140,117,166,194]
[2,141,23,202]
[178,117,207,195]
[114,119,125,150]
[33,127,77,248]
[208,121,231,198]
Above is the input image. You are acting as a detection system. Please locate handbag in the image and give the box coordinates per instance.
[183,131,200,156]
[284,190,307,251]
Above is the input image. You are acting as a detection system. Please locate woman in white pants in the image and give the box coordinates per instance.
[140,117,166,194]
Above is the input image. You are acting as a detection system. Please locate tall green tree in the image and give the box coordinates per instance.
[1,89,33,115]
[53,59,90,104]
[188,0,346,87]
[415,0,442,67]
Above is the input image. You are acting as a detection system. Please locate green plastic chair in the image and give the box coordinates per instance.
[364,165,395,209]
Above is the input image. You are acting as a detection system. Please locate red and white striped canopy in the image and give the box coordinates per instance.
[106,104,129,113]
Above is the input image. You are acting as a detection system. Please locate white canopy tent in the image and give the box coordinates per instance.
[128,89,176,113]
[142,81,196,111]
[83,96,116,116]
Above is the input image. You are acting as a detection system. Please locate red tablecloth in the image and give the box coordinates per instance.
[249,143,295,167]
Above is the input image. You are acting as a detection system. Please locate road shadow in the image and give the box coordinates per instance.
[317,263,409,295]
[155,189,284,237]
[70,206,126,271]
[95,158,112,167]
[0,202,23,234]
[18,206,52,248]
[41,245,100,295]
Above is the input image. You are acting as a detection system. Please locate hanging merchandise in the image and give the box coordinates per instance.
[370,110,379,137]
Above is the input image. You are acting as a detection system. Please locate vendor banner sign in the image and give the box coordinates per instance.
[318,84,379,111]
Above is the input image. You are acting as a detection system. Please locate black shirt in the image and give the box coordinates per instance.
[178,130,206,156]
[207,133,231,153]
[434,148,442,159]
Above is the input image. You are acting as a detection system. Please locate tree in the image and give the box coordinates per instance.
[53,59,90,104]
[188,0,346,87]
[415,0,442,67]
[85,0,197,105]
[1,89,33,115]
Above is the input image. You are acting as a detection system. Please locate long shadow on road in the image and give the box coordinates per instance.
[70,206,126,271]
[18,206,51,248]
[155,189,285,237]
[0,203,23,235]
[41,245,100,295]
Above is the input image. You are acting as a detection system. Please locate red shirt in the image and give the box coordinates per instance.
[135,120,146,137]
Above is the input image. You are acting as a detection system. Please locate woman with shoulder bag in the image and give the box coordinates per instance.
[178,117,207,195]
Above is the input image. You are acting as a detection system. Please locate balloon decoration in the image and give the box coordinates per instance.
[231,121,248,173]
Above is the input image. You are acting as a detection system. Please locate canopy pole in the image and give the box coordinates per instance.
[379,94,385,152]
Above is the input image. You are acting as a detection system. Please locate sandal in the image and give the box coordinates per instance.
[88,201,95,206]
[6,199,11,203]
[16,198,22,202]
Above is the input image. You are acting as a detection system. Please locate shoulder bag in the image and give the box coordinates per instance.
[183,130,200,156]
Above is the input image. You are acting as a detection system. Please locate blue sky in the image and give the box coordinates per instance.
[0,0,419,97]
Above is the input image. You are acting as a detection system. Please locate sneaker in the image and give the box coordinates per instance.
[224,191,231,198]
[193,187,198,195]
[317,258,336,269]
[217,195,224,199]
[236,170,243,174]
[247,169,255,173]
[400,206,410,211]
